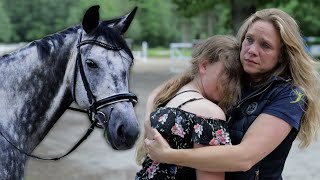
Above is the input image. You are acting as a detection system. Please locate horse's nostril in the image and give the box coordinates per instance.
[117,124,125,139]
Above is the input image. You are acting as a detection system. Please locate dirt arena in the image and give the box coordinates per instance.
[16,58,320,180]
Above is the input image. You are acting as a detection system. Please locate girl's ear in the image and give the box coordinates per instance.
[198,60,209,74]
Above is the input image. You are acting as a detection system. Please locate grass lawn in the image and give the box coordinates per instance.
[133,47,192,59]
[148,47,171,58]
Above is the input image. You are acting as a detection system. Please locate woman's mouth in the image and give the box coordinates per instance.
[245,59,258,65]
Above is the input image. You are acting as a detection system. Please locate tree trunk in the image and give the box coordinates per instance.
[207,10,215,36]
[181,19,192,42]
[230,0,256,34]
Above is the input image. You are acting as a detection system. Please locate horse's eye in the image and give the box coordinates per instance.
[86,59,98,69]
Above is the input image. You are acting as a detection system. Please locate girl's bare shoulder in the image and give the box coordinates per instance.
[182,99,226,121]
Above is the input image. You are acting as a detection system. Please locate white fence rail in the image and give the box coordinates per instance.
[169,42,193,73]
[0,43,26,55]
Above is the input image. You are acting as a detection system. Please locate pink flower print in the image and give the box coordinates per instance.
[158,114,168,124]
[171,123,186,138]
[215,129,228,144]
[147,162,159,179]
[215,129,224,136]
[193,124,203,138]
[218,135,226,144]
[209,138,220,146]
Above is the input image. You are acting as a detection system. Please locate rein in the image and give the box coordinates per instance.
[0,31,138,161]
[0,118,99,161]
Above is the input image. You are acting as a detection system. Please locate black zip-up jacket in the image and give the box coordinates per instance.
[226,76,305,180]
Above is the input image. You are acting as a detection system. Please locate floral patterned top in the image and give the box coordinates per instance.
[135,106,231,180]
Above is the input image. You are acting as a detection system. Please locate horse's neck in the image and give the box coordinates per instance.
[0,27,80,148]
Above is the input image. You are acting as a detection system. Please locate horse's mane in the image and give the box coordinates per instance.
[1,24,133,64]
[29,26,80,60]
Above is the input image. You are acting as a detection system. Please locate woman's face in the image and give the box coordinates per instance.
[240,20,282,81]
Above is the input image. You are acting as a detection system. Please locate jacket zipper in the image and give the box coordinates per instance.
[235,81,274,108]
[255,170,259,180]
[227,81,274,123]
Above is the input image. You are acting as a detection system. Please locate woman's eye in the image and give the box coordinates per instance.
[261,42,270,49]
[246,37,253,43]
[86,59,98,69]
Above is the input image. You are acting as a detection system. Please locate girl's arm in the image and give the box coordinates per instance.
[144,84,164,139]
[145,113,292,172]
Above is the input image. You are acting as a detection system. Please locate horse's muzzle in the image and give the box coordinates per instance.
[94,105,139,150]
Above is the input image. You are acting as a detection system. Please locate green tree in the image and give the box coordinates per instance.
[170,0,320,39]
[131,0,179,46]
[3,0,76,42]
[3,0,320,47]
[66,0,142,46]
[275,0,320,36]
[172,0,218,18]
[0,1,12,42]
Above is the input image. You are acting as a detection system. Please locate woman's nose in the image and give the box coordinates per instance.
[247,44,258,56]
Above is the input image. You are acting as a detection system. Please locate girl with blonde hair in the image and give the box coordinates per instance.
[135,35,242,179]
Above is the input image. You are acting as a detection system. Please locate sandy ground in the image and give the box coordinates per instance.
[12,58,320,180]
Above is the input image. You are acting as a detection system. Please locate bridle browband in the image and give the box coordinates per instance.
[77,39,122,51]
[0,30,138,161]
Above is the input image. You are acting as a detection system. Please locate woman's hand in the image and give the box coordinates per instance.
[144,128,174,163]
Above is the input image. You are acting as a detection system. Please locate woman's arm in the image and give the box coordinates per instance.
[194,144,224,180]
[189,100,227,179]
[145,113,292,172]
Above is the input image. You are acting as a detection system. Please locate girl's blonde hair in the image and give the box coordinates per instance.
[136,35,242,164]
[237,8,320,148]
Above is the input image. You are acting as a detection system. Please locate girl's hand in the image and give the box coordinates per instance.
[144,128,173,163]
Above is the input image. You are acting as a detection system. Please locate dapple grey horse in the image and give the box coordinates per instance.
[0,5,140,179]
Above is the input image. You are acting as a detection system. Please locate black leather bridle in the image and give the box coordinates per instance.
[0,31,138,161]
[72,32,138,128]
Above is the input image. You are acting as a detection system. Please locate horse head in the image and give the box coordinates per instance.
[72,6,139,150]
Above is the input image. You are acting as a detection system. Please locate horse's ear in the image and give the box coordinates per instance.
[105,7,138,35]
[82,5,100,34]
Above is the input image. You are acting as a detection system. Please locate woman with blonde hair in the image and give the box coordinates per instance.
[144,8,320,179]
[135,35,242,179]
